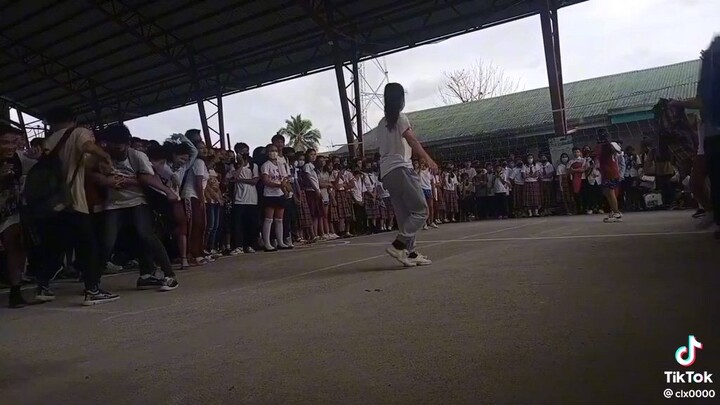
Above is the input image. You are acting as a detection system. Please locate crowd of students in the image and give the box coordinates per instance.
[0,110,709,309]
[1,36,719,309]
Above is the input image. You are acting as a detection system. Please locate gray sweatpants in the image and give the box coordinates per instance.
[382,167,428,252]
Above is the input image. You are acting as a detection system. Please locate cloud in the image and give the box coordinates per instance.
[124,0,720,153]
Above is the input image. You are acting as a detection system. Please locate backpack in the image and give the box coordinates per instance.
[22,127,82,218]
[699,36,720,131]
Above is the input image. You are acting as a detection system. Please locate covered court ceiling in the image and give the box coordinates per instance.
[0,0,586,124]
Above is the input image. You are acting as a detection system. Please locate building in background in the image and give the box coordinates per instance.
[336,60,700,163]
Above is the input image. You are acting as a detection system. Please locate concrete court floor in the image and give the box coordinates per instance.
[1,211,719,405]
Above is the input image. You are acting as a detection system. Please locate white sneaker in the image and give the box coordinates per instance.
[284,237,295,248]
[696,212,715,230]
[229,248,244,256]
[422,224,429,230]
[105,262,123,274]
[603,213,623,223]
[430,223,438,229]
[385,246,413,266]
[407,252,432,266]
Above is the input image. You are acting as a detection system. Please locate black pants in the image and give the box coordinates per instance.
[33,212,101,290]
[706,136,720,225]
[103,205,174,277]
[352,202,367,234]
[494,193,509,217]
[476,195,491,219]
[232,204,259,249]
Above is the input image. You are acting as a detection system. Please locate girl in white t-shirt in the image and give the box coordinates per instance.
[260,145,291,252]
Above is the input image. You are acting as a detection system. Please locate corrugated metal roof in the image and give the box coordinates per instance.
[0,0,587,124]
[346,60,700,154]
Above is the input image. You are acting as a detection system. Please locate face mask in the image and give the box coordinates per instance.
[527,159,534,164]
[268,151,278,160]
[561,157,569,163]
[298,160,305,166]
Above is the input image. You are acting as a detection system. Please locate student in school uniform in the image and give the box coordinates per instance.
[332,164,354,237]
[301,149,324,242]
[316,156,339,240]
[569,147,588,214]
[522,154,541,217]
[376,176,394,231]
[260,144,293,252]
[485,162,496,218]
[538,154,555,215]
[226,148,259,254]
[492,163,510,219]
[350,168,367,235]
[433,171,444,224]
[419,160,436,229]
[511,159,525,217]
[555,153,574,214]
[362,161,381,233]
[443,164,460,222]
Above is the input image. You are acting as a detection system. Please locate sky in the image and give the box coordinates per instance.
[12,0,720,151]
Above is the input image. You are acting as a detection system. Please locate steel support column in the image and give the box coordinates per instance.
[217,94,226,150]
[352,56,364,157]
[538,0,567,137]
[335,63,357,158]
[197,99,212,146]
[16,109,29,146]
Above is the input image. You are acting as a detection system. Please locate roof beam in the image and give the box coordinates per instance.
[0,32,108,110]
[88,0,194,75]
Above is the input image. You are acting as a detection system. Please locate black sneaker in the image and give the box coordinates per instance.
[82,289,120,306]
[9,291,28,308]
[159,277,179,292]
[35,287,56,302]
[136,275,165,290]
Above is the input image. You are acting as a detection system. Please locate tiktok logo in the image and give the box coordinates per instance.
[676,335,703,367]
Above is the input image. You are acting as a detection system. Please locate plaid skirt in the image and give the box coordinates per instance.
[296,196,313,229]
[524,181,541,209]
[541,181,555,208]
[444,189,459,214]
[305,190,325,219]
[364,194,380,220]
[381,197,394,220]
[436,189,446,212]
[328,193,340,222]
[513,184,525,210]
[335,190,353,220]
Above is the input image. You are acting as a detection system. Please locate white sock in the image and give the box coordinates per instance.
[263,218,273,249]
[274,219,287,247]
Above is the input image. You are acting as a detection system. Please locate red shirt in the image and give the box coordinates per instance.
[595,143,620,181]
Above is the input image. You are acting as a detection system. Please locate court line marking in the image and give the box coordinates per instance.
[322,230,714,246]
[99,221,546,322]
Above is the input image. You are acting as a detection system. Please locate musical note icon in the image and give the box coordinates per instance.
[675,335,703,367]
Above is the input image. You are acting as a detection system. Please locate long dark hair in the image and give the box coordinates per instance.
[384,83,405,130]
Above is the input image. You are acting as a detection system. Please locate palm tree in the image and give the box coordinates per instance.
[278,114,322,152]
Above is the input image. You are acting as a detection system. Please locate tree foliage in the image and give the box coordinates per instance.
[438,59,522,105]
[277,114,322,151]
